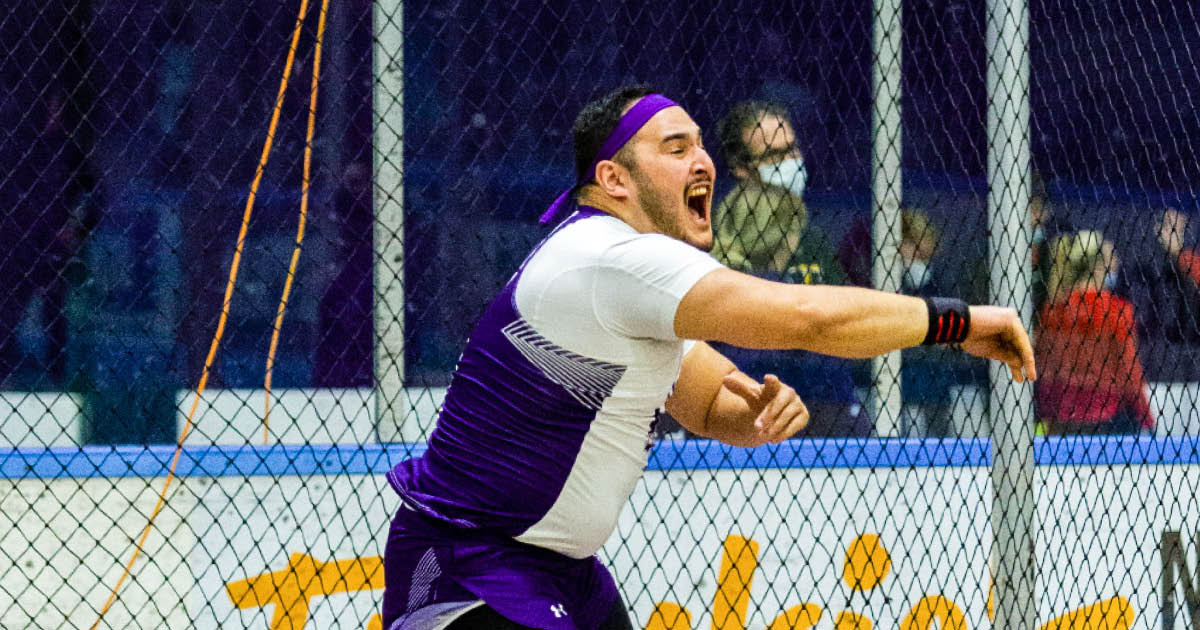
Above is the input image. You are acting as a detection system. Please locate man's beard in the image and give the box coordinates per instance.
[631,168,691,246]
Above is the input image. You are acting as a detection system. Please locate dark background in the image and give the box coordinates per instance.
[3,0,1198,442]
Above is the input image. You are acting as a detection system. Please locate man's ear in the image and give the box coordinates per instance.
[594,160,631,200]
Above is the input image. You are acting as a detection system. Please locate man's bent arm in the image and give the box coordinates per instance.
[675,268,927,358]
[665,342,809,447]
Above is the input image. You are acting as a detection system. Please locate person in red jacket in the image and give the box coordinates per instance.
[1036,230,1153,434]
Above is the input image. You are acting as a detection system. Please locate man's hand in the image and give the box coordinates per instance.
[961,306,1037,383]
[721,373,810,444]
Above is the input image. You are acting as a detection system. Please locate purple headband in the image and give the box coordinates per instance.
[539,93,680,224]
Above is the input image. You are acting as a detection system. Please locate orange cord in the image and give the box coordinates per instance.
[264,0,329,443]
[90,0,313,625]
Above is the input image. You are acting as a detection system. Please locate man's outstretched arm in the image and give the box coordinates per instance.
[674,268,1036,382]
[665,341,809,448]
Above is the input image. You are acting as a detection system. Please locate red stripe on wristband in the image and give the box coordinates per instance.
[923,297,970,345]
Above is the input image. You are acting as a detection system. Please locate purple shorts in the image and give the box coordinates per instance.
[381,504,621,630]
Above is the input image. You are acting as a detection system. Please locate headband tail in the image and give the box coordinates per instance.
[539,188,574,225]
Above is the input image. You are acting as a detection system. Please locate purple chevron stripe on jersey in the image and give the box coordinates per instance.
[387,207,625,536]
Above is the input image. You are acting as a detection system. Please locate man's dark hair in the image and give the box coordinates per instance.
[717,100,791,171]
[572,85,656,182]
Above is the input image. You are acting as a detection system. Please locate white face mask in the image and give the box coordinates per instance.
[758,156,808,199]
[905,260,932,290]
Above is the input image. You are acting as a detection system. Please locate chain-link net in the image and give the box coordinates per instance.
[2,0,1200,628]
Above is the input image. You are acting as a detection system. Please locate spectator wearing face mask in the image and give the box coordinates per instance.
[928,173,1067,313]
[711,101,834,283]
[1117,207,1200,346]
[1036,230,1153,434]
[708,100,873,438]
[839,182,1062,435]
[899,208,941,296]
[895,207,961,436]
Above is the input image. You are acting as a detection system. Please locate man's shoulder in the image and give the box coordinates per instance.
[552,213,669,247]
[535,214,711,272]
[542,213,633,250]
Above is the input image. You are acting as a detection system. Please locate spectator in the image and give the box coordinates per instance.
[1036,231,1153,434]
[895,207,961,436]
[898,208,941,296]
[1118,207,1200,345]
[942,173,1066,312]
[836,215,873,289]
[1027,173,1075,318]
[1158,208,1200,286]
[710,100,872,437]
[712,101,835,281]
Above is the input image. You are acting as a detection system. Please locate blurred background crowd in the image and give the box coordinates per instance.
[3,0,1199,443]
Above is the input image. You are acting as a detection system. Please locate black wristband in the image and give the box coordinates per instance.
[922,297,971,345]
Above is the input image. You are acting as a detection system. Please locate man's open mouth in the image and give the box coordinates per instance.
[685,183,711,223]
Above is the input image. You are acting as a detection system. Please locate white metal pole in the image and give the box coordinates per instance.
[373,0,412,441]
[871,0,904,437]
[986,0,1035,626]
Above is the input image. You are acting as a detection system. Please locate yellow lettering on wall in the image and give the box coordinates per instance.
[645,602,693,630]
[843,534,891,591]
[768,603,822,630]
[712,535,760,630]
[225,552,384,630]
[900,595,967,630]
[987,578,993,622]
[1039,597,1133,630]
[367,613,383,630]
[835,610,873,630]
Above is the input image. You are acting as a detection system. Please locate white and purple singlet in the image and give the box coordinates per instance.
[382,207,723,629]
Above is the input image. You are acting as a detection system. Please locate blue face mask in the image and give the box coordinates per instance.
[1103,271,1119,291]
[758,156,808,199]
[905,260,932,290]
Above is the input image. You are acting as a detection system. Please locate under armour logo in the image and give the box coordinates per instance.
[550,603,567,618]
